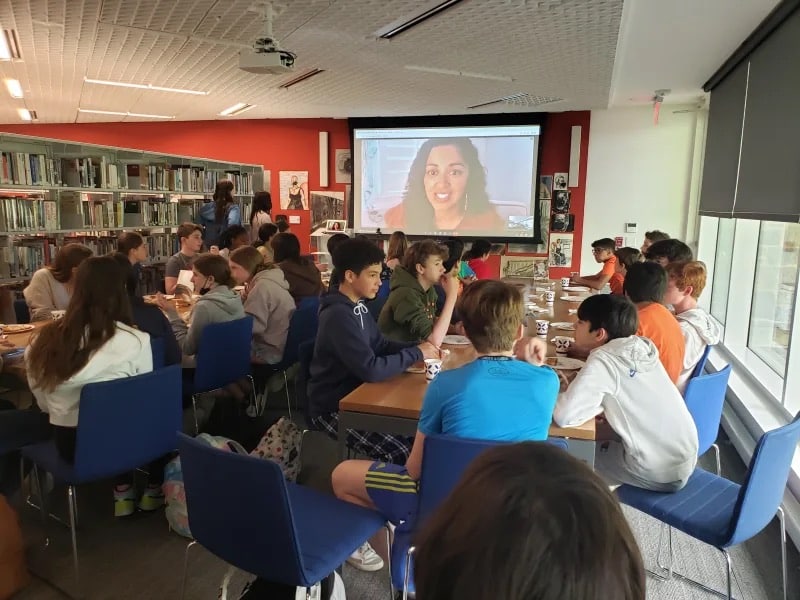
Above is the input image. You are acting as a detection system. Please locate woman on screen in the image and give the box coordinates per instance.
[384,138,503,232]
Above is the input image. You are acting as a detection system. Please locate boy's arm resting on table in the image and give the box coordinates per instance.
[573,273,610,290]
[376,333,419,356]
[334,319,422,382]
[553,358,613,427]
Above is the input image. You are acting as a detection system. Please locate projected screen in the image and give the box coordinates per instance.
[353,125,541,238]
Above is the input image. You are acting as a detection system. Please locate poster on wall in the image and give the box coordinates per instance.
[553,173,568,191]
[538,175,553,199]
[551,213,575,232]
[537,199,551,253]
[549,233,573,267]
[553,190,570,213]
[501,256,548,279]
[279,171,309,210]
[310,190,345,233]
[335,150,352,184]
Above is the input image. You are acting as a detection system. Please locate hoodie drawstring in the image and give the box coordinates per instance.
[354,301,369,329]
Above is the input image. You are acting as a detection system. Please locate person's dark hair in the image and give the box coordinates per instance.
[48,243,93,283]
[117,232,144,256]
[177,222,203,244]
[614,247,643,270]
[274,214,290,233]
[414,442,646,600]
[442,238,465,273]
[218,224,248,250]
[577,294,639,340]
[271,232,305,264]
[212,179,235,222]
[249,191,272,224]
[644,239,693,264]
[591,238,616,253]
[402,239,448,274]
[109,252,138,296]
[387,231,409,261]
[645,230,670,243]
[192,253,237,288]
[332,238,386,276]
[254,223,279,246]
[623,262,667,303]
[462,238,492,261]
[27,256,136,393]
[402,138,491,225]
[326,233,350,258]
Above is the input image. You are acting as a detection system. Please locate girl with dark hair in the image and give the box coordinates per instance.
[384,138,503,232]
[198,179,242,248]
[250,191,273,243]
[216,224,249,259]
[462,238,493,280]
[24,243,93,321]
[254,222,279,263]
[25,256,157,517]
[271,233,324,301]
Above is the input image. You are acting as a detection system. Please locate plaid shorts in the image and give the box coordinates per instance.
[311,412,413,465]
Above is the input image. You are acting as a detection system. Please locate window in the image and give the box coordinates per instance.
[747,222,800,377]
[710,218,736,323]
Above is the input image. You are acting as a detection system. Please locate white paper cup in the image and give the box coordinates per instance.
[424,358,443,382]
[552,336,574,355]
[51,310,66,321]
[535,319,549,336]
[544,290,556,304]
[560,277,571,287]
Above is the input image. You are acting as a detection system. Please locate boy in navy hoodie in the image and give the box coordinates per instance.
[308,238,438,465]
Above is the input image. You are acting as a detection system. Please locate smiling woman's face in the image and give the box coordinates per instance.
[423,144,469,213]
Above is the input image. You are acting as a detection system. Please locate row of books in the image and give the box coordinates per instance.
[0,151,255,194]
[0,195,58,232]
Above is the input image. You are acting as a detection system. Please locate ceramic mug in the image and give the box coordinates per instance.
[560,277,571,287]
[552,336,574,355]
[535,319,549,336]
[544,290,556,304]
[51,310,66,321]
[424,358,443,382]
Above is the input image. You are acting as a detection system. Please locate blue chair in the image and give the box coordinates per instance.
[690,344,713,379]
[684,364,731,475]
[13,298,30,324]
[191,316,255,433]
[616,412,800,600]
[21,365,182,590]
[253,297,319,418]
[396,435,569,597]
[177,432,386,599]
[150,336,165,369]
[295,339,316,417]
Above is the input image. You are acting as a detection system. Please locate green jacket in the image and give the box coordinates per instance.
[378,266,438,342]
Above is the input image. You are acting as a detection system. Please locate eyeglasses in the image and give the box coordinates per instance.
[591,248,605,254]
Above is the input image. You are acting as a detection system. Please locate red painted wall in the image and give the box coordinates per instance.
[1,112,590,270]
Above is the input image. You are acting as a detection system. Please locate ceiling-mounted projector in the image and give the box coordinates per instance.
[239,2,296,75]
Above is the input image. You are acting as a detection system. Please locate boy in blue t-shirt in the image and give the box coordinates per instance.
[331,280,559,526]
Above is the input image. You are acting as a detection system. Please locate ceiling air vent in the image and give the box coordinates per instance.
[467,93,563,110]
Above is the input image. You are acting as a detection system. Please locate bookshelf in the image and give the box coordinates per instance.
[0,133,265,288]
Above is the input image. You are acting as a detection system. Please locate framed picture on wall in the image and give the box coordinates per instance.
[553,190,571,213]
[539,175,553,199]
[553,173,568,191]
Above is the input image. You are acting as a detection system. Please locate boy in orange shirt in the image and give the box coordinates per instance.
[623,262,685,383]
[573,238,617,291]
[610,247,643,295]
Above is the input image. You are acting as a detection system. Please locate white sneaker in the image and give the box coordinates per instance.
[346,542,385,572]
[295,571,346,600]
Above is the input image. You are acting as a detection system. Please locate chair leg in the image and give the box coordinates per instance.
[32,464,49,535]
[778,506,788,600]
[283,370,292,420]
[384,524,394,599]
[180,540,198,600]
[67,485,80,592]
[402,546,416,600]
[191,394,199,435]
[722,548,733,600]
[712,442,721,476]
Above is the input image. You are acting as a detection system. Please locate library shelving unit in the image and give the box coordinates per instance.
[0,133,265,294]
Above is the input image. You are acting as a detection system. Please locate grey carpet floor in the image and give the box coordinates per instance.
[10,418,799,600]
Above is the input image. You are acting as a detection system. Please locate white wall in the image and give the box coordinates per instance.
[580,106,706,273]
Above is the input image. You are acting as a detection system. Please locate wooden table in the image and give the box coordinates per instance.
[338,279,597,467]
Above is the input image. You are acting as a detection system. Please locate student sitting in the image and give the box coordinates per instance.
[624,262,685,384]
[156,254,246,360]
[640,229,670,254]
[554,295,698,491]
[325,232,351,292]
[229,246,295,365]
[253,223,278,263]
[664,261,722,392]
[413,443,646,600]
[271,232,324,301]
[332,279,559,531]
[644,238,693,265]
[117,231,148,295]
[25,256,158,516]
[573,238,617,291]
[308,238,438,464]
[462,238,493,280]
[164,223,204,294]
[24,243,93,321]
[215,224,249,258]
[610,247,643,295]
[378,239,459,346]
[274,214,290,233]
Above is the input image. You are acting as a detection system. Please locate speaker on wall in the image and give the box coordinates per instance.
[319,131,329,187]
[568,125,581,188]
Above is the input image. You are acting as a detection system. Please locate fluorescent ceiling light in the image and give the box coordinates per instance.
[376,0,463,39]
[405,65,513,82]
[219,102,255,116]
[84,78,208,96]
[5,78,22,98]
[279,69,325,89]
[17,108,35,121]
[78,108,174,119]
[0,28,21,60]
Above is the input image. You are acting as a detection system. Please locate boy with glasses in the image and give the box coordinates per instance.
[572,238,617,291]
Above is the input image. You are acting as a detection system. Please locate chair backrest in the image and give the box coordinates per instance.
[13,298,30,324]
[276,299,319,369]
[690,344,713,379]
[177,433,308,585]
[73,365,182,480]
[150,336,165,369]
[683,364,731,456]
[417,434,569,524]
[727,412,800,546]
[194,316,254,393]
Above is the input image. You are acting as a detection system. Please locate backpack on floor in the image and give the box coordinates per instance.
[249,417,303,482]
[164,434,247,539]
